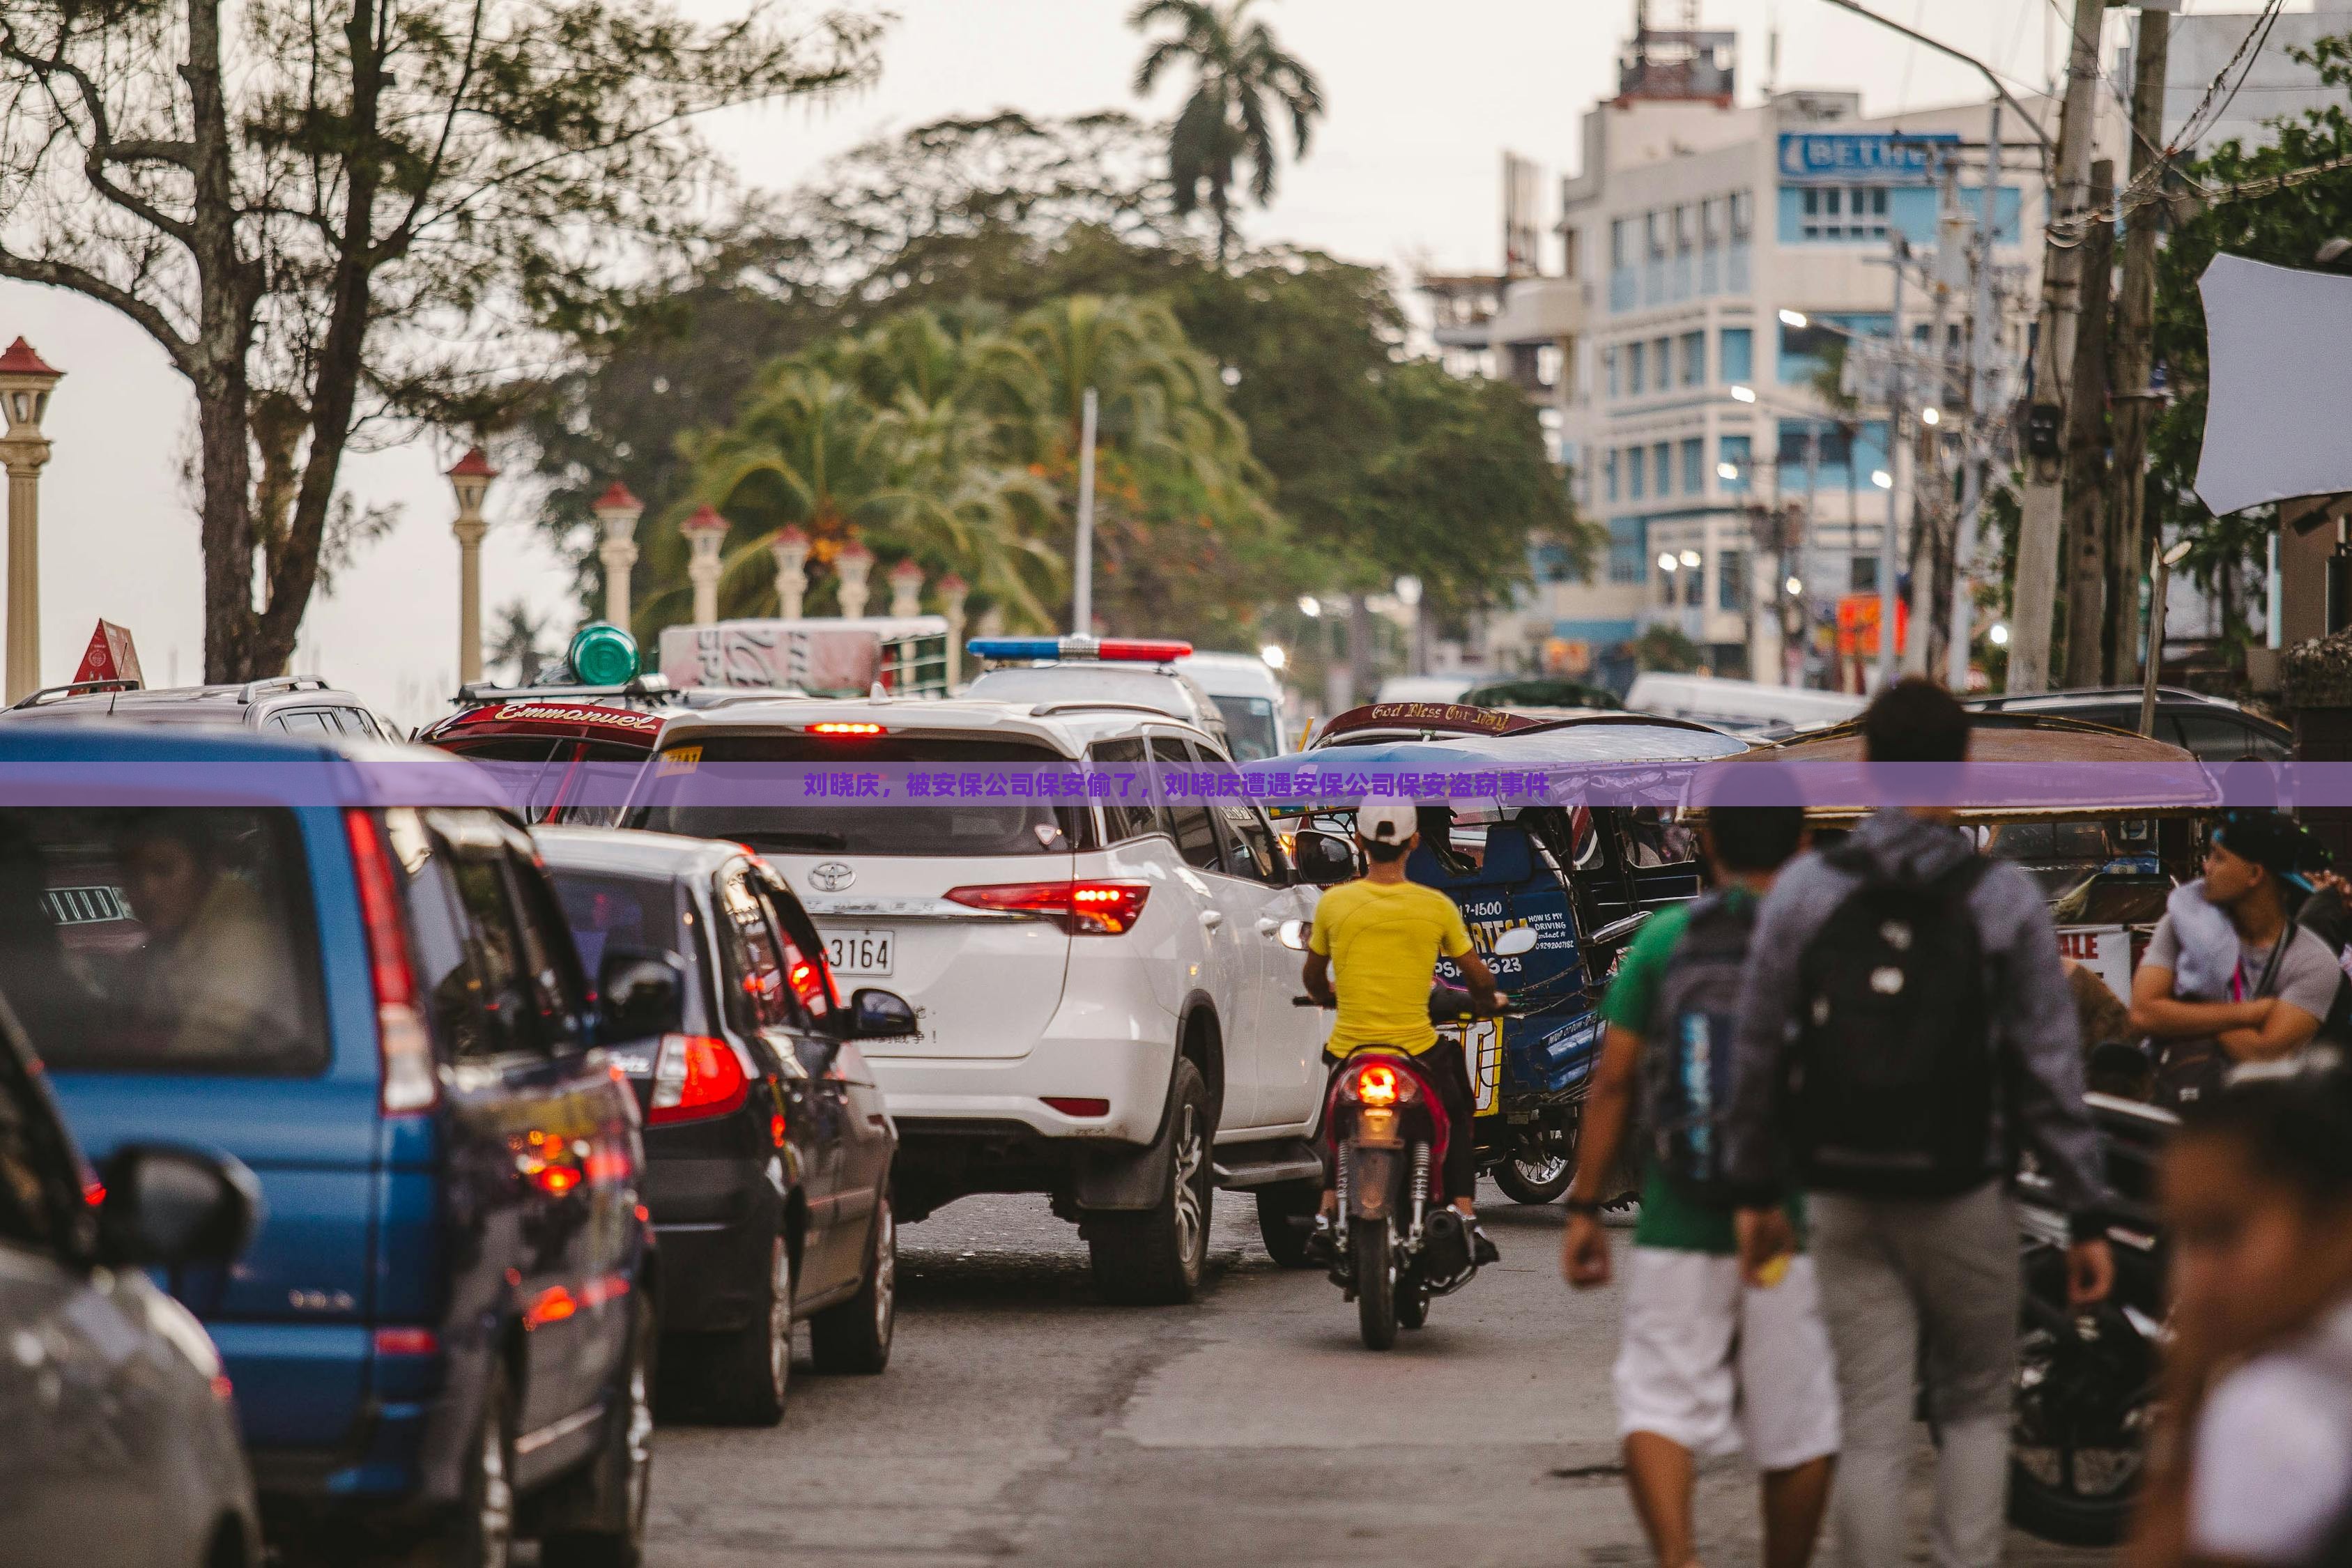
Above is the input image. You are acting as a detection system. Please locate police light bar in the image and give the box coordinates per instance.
[967,636,1194,663]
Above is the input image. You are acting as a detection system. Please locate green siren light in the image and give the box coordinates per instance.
[568,622,640,686]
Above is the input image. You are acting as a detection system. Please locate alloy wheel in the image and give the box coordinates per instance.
[1172,1102,1206,1264]
[769,1237,793,1399]
[1514,1152,1569,1186]
[872,1202,896,1341]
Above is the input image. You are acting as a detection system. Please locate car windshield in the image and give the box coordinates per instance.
[1208,694,1282,762]
[624,735,1091,856]
[0,807,328,1074]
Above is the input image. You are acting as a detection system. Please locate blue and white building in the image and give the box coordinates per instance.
[1453,29,2114,687]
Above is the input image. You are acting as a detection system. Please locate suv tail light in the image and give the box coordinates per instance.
[944,880,1151,935]
[344,810,438,1116]
[647,1034,749,1124]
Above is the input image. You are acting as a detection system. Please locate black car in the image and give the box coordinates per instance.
[1,675,396,739]
[0,995,264,1568]
[1966,686,2289,761]
[534,828,905,1423]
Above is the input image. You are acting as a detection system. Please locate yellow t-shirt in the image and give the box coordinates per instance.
[1309,877,1475,1056]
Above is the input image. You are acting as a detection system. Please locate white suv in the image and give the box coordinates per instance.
[620,695,1328,1301]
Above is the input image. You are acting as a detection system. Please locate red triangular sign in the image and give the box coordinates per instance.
[72,620,145,686]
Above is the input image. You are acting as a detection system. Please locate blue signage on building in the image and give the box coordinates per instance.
[1777,132,1959,184]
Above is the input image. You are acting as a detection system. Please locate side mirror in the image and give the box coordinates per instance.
[848,987,919,1040]
[1276,918,1309,951]
[598,949,686,1041]
[97,1144,260,1270]
[1292,829,1357,886]
[1492,925,1538,957]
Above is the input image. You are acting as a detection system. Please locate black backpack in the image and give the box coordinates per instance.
[1644,890,1758,1206]
[1786,844,1997,1198]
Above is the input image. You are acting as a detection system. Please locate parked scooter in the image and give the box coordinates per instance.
[2008,1091,2175,1546]
[1289,923,1537,1350]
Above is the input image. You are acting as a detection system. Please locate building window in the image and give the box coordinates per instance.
[1537,344,1564,390]
[1608,518,1645,583]
[1730,190,1753,238]
[1719,548,1747,610]
[1628,446,1646,500]
[1646,210,1667,260]
[1799,185,1889,241]
[1680,331,1705,387]
[1604,346,1620,399]
[1780,313,1890,385]
[1612,218,1631,269]
[1720,327,1754,385]
[1628,340,1646,395]
[1719,433,1753,493]
[1604,448,1620,502]
[1654,337,1672,385]
[1653,443,1673,497]
[1680,438,1704,495]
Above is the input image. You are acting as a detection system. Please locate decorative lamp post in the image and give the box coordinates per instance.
[446,447,498,686]
[888,558,925,618]
[0,339,62,703]
[591,482,643,631]
[938,573,969,688]
[770,525,810,620]
[836,541,874,619]
[679,505,730,627]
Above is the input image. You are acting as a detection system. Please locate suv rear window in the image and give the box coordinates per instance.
[547,867,690,979]
[0,808,328,1075]
[626,735,1095,856]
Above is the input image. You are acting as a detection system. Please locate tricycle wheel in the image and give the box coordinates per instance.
[1492,1146,1574,1205]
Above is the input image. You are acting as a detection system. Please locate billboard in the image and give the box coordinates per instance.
[1777,132,1959,185]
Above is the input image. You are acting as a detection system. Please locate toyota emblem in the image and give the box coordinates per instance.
[808,861,856,891]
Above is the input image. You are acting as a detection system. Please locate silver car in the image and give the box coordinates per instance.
[0,999,263,1568]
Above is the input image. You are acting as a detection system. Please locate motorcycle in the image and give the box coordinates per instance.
[2008,1090,2176,1547]
[1289,923,1537,1350]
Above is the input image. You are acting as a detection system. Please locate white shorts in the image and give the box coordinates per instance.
[1612,1245,1842,1472]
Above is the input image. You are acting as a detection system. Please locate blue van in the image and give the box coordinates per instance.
[0,728,655,1566]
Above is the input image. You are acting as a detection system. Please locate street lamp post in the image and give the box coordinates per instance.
[679,505,729,627]
[0,339,61,703]
[938,573,969,689]
[769,525,810,620]
[836,542,874,620]
[446,447,498,686]
[591,482,643,631]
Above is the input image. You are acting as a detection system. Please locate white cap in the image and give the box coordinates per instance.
[1355,795,1418,846]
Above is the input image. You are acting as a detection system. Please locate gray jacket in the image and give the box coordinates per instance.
[1723,809,2109,1224]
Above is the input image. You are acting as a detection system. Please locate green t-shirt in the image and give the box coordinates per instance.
[1598,891,1802,1255]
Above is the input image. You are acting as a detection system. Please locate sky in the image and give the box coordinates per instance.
[0,0,2288,730]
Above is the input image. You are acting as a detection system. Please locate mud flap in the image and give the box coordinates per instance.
[1073,1077,1181,1213]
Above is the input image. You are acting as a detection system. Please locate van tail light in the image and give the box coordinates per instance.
[345,810,438,1116]
[944,880,1151,935]
[647,1034,749,1124]
[373,1327,440,1358]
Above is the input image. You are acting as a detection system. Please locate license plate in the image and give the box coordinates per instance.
[824,928,893,977]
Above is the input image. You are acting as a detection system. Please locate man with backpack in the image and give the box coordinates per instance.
[1563,766,1838,1568]
[1724,679,2113,1568]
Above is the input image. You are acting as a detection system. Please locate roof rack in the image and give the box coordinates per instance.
[452,673,674,705]
[237,676,332,705]
[7,678,144,710]
[1027,700,1190,721]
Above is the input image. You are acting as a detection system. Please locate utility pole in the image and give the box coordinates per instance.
[1879,243,1907,693]
[2107,6,2172,687]
[2008,0,2109,693]
[1072,386,1099,636]
[1949,100,2004,692]
[2061,160,2117,688]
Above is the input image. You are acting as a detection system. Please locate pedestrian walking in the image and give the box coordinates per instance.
[1724,678,2114,1568]
[1563,764,1838,1568]
[2125,1061,2352,1567]
[2130,811,2342,1105]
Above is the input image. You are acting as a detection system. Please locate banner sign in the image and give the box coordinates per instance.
[1777,132,1958,185]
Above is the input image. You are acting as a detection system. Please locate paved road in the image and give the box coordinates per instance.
[643,1184,2114,1567]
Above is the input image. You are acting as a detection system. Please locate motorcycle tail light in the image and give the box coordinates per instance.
[1346,1060,1417,1106]
[945,880,1151,935]
[647,1033,750,1124]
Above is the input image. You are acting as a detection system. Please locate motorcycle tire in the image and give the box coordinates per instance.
[1354,1223,1398,1351]
[2007,1463,2133,1548]
[1491,1149,1574,1206]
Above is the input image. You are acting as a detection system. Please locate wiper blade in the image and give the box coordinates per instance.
[739,830,848,850]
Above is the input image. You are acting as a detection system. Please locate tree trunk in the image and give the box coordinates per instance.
[2060,161,2116,689]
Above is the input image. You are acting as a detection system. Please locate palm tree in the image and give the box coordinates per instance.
[1130,0,1325,263]
[487,600,552,686]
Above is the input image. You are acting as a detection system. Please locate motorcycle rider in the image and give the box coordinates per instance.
[1301,796,1505,1265]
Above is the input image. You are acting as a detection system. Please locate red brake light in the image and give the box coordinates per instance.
[808,721,886,735]
[344,810,438,1115]
[944,880,1151,935]
[647,1033,750,1124]
[1355,1062,1401,1107]
[373,1327,440,1358]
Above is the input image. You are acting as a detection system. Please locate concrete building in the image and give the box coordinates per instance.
[1434,17,2119,692]
[2141,1,2352,160]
